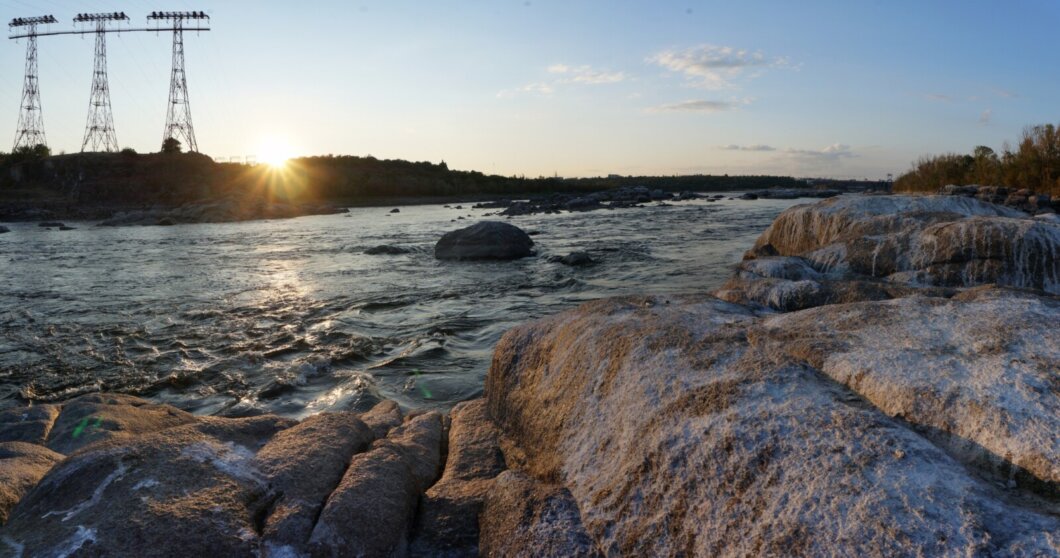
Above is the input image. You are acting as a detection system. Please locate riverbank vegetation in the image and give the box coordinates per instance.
[0,149,887,216]
[894,123,1060,196]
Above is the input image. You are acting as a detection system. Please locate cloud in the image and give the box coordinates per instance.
[922,93,953,102]
[499,63,625,98]
[720,144,776,151]
[993,88,1018,99]
[649,44,787,89]
[784,143,856,161]
[496,82,554,98]
[650,98,751,113]
[979,108,992,125]
[547,64,627,84]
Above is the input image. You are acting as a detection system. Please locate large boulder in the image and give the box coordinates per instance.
[751,195,1060,294]
[0,442,63,524]
[434,221,535,261]
[485,293,1060,556]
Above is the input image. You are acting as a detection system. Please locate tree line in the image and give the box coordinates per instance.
[894,123,1060,196]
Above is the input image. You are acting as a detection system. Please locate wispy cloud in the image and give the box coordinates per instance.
[649,99,749,113]
[648,44,788,89]
[993,88,1018,99]
[499,63,626,98]
[979,108,992,125]
[785,143,856,161]
[547,64,627,84]
[720,144,776,151]
[496,82,554,98]
[922,93,954,102]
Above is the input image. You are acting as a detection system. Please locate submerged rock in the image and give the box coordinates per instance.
[549,251,595,266]
[434,221,535,261]
[0,226,9,234]
[364,244,412,255]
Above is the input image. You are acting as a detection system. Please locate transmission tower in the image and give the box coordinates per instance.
[8,16,57,151]
[149,11,209,153]
[75,12,128,152]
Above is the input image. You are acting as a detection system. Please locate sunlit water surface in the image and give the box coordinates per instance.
[0,197,807,417]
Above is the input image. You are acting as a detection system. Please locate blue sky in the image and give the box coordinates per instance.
[2,0,1059,178]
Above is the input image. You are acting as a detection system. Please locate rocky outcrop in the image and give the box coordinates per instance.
[0,395,453,557]
[480,471,599,558]
[485,293,1059,556]
[744,195,1060,298]
[434,221,535,261]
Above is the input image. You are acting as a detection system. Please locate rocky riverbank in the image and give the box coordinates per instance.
[472,186,841,217]
[0,194,1057,556]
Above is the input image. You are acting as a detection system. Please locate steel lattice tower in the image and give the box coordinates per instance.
[8,16,56,151]
[150,11,209,153]
[76,13,128,152]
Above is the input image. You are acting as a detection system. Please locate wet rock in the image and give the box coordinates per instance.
[308,412,443,558]
[738,192,758,200]
[753,195,1060,294]
[485,294,1060,555]
[44,393,197,455]
[0,442,63,525]
[360,399,404,439]
[256,412,376,555]
[435,221,535,261]
[390,208,401,213]
[480,471,600,558]
[364,244,412,255]
[0,404,61,445]
[549,251,595,266]
[410,399,507,556]
[2,416,290,557]
[37,221,64,228]
[0,226,9,234]
[58,225,76,231]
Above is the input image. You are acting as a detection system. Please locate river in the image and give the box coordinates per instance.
[0,196,806,417]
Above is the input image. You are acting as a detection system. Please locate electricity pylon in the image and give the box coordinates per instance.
[75,12,129,152]
[149,11,209,153]
[8,15,56,151]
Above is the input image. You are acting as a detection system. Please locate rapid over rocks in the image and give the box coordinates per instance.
[1,194,1057,556]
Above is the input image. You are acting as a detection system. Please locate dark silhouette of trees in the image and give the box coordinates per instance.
[161,137,182,154]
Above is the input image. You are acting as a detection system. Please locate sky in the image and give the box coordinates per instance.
[1,0,1059,179]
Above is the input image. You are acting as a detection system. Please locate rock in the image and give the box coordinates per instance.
[480,471,599,558]
[44,392,197,455]
[58,225,75,231]
[0,442,63,524]
[738,193,759,200]
[2,415,294,557]
[364,244,412,255]
[410,399,506,556]
[37,221,64,227]
[0,404,61,445]
[549,251,595,266]
[308,412,444,557]
[390,208,401,213]
[565,197,601,211]
[360,399,404,439]
[753,195,1060,294]
[714,256,956,312]
[484,294,1060,555]
[0,226,9,234]
[434,221,535,261]
[256,412,376,555]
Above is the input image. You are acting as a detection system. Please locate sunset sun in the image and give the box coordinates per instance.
[258,137,293,168]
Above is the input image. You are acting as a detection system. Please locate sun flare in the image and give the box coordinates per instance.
[258,137,293,168]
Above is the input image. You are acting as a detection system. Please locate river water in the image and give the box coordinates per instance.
[0,197,805,417]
